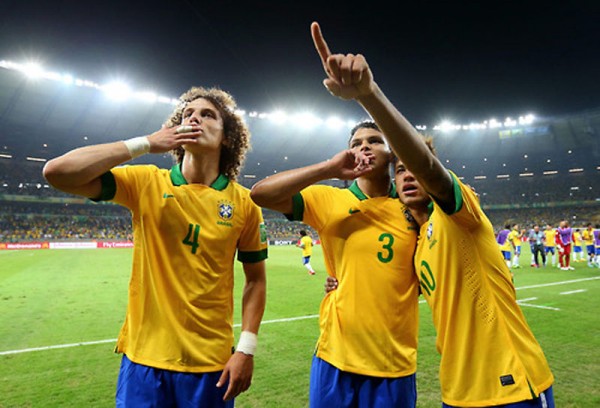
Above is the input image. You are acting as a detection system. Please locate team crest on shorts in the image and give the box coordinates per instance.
[218,200,234,220]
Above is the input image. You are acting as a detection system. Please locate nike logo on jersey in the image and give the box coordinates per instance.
[163,193,175,199]
[348,208,361,214]
[429,239,438,249]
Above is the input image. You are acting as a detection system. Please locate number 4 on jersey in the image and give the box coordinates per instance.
[183,223,201,254]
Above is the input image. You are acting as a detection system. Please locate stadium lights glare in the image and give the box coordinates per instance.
[568,168,584,173]
[543,170,558,175]
[102,81,132,101]
[519,172,534,177]
[497,174,510,179]
[26,157,47,162]
[474,175,487,180]
[0,153,12,159]
[1,58,536,132]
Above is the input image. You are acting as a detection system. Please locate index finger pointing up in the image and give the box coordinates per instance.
[311,22,332,69]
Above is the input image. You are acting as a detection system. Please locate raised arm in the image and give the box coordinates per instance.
[250,149,372,214]
[311,22,454,207]
[42,125,202,198]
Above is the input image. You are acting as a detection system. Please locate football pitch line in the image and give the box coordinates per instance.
[2,276,599,357]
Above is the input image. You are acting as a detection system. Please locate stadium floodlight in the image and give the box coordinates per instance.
[102,81,132,101]
[0,153,12,159]
[568,168,584,173]
[325,116,346,130]
[497,174,510,179]
[290,112,322,129]
[518,114,535,125]
[26,156,47,162]
[22,62,44,79]
[474,176,487,180]
[543,170,558,175]
[134,91,158,103]
[435,120,461,133]
[519,172,534,177]
[488,118,502,129]
[0,58,534,133]
[61,74,74,85]
[268,110,288,125]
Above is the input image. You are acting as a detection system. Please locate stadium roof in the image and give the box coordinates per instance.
[0,1,598,125]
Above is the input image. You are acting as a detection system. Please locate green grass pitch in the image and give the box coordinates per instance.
[1,246,599,407]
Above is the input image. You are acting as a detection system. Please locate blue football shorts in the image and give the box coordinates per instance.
[443,385,554,408]
[309,355,416,408]
[116,354,234,408]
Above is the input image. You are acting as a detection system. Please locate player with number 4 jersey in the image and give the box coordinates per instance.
[44,86,267,407]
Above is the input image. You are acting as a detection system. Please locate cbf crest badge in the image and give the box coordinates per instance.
[218,200,234,221]
[427,222,434,240]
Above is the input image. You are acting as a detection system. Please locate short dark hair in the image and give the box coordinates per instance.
[348,120,380,146]
[299,230,307,236]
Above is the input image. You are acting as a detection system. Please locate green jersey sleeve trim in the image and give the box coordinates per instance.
[238,248,268,263]
[285,192,305,221]
[91,171,117,202]
[449,171,464,214]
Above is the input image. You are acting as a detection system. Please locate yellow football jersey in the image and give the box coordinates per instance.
[508,230,522,248]
[544,230,556,247]
[100,164,267,373]
[300,235,313,257]
[289,181,419,377]
[415,173,553,406]
[573,231,582,247]
[582,229,594,246]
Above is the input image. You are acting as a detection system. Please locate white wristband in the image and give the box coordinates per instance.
[123,136,150,159]
[236,331,257,356]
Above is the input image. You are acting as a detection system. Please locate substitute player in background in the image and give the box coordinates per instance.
[582,223,596,267]
[251,119,419,408]
[297,230,316,275]
[497,224,512,268]
[508,224,524,268]
[43,87,268,407]
[572,228,584,262]
[557,220,574,270]
[544,224,558,267]
[594,224,600,267]
[311,21,555,407]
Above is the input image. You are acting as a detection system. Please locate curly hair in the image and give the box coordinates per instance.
[164,87,251,181]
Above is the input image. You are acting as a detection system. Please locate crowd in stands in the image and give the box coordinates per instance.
[1,159,598,243]
[0,201,317,243]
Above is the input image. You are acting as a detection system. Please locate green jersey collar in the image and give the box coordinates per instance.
[169,164,229,191]
[348,180,397,200]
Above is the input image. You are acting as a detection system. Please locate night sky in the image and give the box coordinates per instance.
[1,0,598,126]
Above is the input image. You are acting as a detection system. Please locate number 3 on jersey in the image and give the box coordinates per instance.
[183,223,201,254]
[377,233,394,263]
